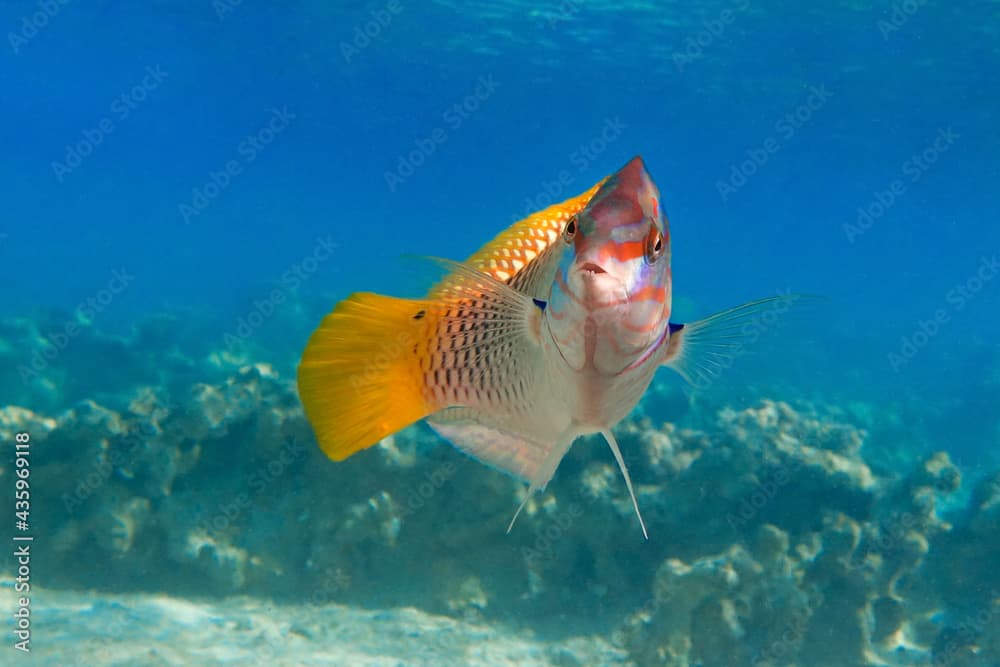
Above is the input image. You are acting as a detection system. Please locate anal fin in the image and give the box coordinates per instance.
[427,408,572,489]
[427,409,577,533]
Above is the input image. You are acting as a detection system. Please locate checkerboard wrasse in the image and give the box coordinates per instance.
[298,156,794,538]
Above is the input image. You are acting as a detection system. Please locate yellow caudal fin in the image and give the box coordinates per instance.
[297,292,437,461]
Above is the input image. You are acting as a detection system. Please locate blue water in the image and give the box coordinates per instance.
[1,2,999,663]
[4,1,997,461]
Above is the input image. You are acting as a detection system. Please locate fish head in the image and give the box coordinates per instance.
[546,156,672,374]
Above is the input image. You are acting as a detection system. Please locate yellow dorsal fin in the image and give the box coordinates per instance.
[463,179,606,284]
[297,292,437,460]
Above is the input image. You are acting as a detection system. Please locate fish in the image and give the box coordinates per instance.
[297,156,794,538]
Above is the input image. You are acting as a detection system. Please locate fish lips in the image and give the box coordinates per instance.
[571,262,629,309]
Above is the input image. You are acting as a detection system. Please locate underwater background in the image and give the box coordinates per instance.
[2,1,999,665]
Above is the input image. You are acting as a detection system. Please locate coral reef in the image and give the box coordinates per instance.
[2,318,999,666]
[616,402,975,667]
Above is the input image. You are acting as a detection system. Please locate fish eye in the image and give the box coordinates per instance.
[646,228,665,264]
[562,216,577,244]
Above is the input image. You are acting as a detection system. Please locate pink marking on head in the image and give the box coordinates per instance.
[544,156,674,375]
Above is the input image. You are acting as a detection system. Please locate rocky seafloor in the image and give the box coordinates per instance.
[1,312,999,666]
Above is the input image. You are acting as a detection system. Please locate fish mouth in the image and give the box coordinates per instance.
[579,262,607,276]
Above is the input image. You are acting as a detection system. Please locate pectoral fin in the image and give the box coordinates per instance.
[663,294,805,386]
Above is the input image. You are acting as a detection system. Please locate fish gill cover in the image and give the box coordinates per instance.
[0,1,998,666]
